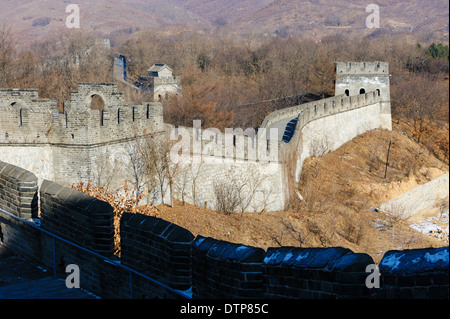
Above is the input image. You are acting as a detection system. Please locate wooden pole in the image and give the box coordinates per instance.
[384,140,392,179]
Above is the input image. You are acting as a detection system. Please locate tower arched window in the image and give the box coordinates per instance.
[89,94,105,126]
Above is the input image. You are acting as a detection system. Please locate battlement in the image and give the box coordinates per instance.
[66,82,125,113]
[0,161,448,299]
[294,90,383,135]
[261,90,382,132]
[171,124,281,164]
[0,88,39,99]
[0,63,392,213]
[153,76,179,84]
[0,83,164,146]
[169,89,384,166]
[335,61,389,75]
[335,61,390,103]
[0,88,48,109]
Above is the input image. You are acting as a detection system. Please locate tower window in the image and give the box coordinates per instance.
[90,94,105,126]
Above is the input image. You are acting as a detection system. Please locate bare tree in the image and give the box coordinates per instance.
[172,163,190,206]
[138,132,181,207]
[307,48,335,97]
[0,24,15,86]
[125,139,148,204]
[190,160,206,206]
[91,148,122,191]
[281,219,308,247]
[379,203,411,227]
[213,165,273,215]
[310,135,332,157]
[213,178,241,215]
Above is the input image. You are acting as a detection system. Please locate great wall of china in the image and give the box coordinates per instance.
[0,160,448,298]
[0,61,448,298]
[0,62,392,212]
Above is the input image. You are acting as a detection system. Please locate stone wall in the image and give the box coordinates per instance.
[0,161,41,261]
[0,161,448,299]
[260,89,383,132]
[0,146,55,183]
[255,62,392,205]
[379,173,449,218]
[0,163,182,298]
[0,83,164,189]
[169,90,388,212]
[258,88,391,195]
[261,90,390,205]
[1,62,393,212]
[192,236,266,298]
[377,247,449,298]
[120,212,194,290]
[0,92,163,146]
[264,247,374,298]
[168,122,284,211]
[0,161,38,219]
[39,179,115,257]
[291,100,387,184]
[171,157,285,212]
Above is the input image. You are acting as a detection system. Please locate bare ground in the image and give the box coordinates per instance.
[148,128,449,264]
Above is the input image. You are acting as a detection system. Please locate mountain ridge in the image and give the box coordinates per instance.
[1,0,448,44]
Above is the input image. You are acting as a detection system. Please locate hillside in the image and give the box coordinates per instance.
[236,0,449,41]
[1,0,448,44]
[125,128,448,264]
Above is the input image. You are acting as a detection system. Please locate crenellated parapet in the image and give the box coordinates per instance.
[0,62,393,212]
[0,161,447,299]
[335,61,391,104]
[0,83,164,188]
[0,83,164,146]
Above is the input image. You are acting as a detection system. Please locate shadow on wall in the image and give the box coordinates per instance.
[0,160,448,299]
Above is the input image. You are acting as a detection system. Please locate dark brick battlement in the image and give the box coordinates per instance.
[0,160,448,299]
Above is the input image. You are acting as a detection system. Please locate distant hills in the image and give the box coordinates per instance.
[1,0,448,44]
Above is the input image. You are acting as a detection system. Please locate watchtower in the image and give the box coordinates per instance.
[334,61,391,129]
[335,62,389,99]
[135,64,181,102]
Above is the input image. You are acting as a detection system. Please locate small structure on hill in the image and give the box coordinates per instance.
[135,64,181,102]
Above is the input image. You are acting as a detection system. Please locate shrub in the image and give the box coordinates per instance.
[32,17,50,27]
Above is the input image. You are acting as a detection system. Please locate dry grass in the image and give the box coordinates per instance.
[393,117,449,165]
[158,128,448,263]
[74,128,448,263]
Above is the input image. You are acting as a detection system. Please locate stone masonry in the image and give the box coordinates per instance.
[1,62,392,212]
[0,161,448,299]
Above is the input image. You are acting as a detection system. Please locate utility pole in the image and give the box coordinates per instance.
[384,140,391,179]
